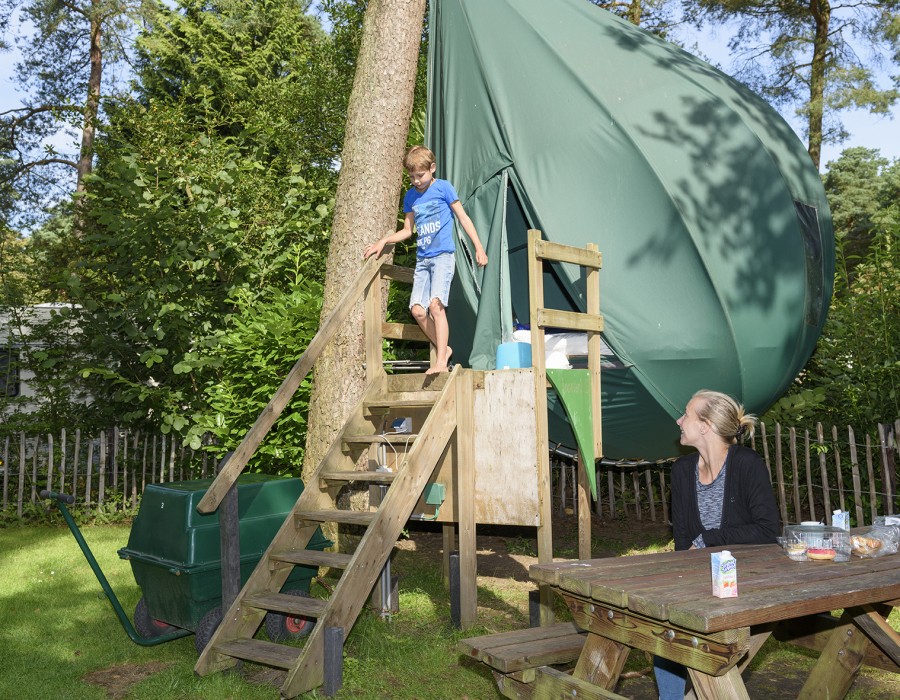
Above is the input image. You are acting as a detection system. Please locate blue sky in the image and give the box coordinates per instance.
[1,5,897,177]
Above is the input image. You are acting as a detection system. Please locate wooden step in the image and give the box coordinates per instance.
[320,469,396,484]
[296,509,377,527]
[460,622,587,673]
[363,398,436,415]
[385,372,450,392]
[244,592,328,617]
[342,433,418,445]
[270,549,353,569]
[215,638,300,669]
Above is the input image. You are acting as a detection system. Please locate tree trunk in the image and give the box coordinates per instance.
[75,0,103,231]
[807,0,831,170]
[302,0,426,486]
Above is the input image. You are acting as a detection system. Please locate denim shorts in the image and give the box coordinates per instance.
[410,252,455,311]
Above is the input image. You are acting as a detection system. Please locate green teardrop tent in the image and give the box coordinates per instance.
[428,0,834,461]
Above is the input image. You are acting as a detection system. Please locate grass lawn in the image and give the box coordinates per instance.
[2,516,899,699]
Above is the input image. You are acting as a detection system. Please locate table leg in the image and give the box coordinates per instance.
[797,608,871,700]
[688,666,750,700]
[573,632,630,691]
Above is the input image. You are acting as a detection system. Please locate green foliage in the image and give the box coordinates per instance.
[766,151,899,427]
[186,280,324,472]
[67,0,338,447]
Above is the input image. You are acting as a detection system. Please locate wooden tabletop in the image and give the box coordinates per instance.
[530,545,900,634]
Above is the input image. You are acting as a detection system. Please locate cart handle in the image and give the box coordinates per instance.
[40,490,75,505]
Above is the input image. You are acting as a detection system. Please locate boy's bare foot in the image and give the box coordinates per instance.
[425,346,452,375]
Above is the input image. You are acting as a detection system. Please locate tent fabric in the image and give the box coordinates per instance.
[428,0,834,461]
[546,369,597,498]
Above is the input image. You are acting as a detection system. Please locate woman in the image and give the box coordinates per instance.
[655,389,779,700]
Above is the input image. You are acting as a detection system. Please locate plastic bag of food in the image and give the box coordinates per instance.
[851,526,900,558]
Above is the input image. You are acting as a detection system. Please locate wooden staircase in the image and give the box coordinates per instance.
[195,366,460,697]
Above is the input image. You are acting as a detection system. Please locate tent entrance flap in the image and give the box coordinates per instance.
[546,369,596,499]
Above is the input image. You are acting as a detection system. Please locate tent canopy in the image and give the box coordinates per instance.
[428,0,834,461]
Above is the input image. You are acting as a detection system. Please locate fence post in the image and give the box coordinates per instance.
[73,429,81,498]
[865,434,877,524]
[59,428,66,495]
[85,437,94,505]
[804,430,815,521]
[2,435,9,509]
[774,424,788,524]
[789,427,800,520]
[98,430,107,510]
[17,432,25,518]
[832,426,846,513]
[817,423,831,522]
[47,433,54,494]
[879,423,896,516]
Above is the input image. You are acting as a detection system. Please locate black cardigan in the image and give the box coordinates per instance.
[670,444,780,551]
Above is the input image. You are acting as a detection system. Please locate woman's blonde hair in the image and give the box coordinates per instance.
[692,389,757,443]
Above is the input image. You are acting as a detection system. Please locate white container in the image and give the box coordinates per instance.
[832,510,849,531]
[711,550,738,598]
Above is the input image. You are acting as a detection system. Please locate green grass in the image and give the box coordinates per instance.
[3,520,900,699]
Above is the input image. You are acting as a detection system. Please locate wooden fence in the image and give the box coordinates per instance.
[554,420,900,529]
[3,419,899,526]
[0,428,215,517]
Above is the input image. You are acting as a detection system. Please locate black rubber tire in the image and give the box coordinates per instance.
[265,589,316,642]
[134,597,177,639]
[194,606,224,655]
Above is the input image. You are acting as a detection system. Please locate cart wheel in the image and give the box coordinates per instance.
[195,606,224,655]
[134,597,177,638]
[265,589,316,642]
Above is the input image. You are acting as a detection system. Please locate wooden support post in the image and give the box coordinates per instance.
[323,626,344,697]
[577,452,591,559]
[817,423,831,523]
[456,371,477,629]
[218,452,241,613]
[442,524,455,586]
[449,551,461,629]
[798,608,871,700]
[528,229,555,626]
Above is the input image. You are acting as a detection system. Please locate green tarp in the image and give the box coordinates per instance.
[428,0,834,461]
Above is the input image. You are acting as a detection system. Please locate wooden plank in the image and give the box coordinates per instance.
[459,624,587,673]
[851,604,900,666]
[818,423,832,523]
[879,423,895,516]
[866,434,878,525]
[363,398,435,415]
[196,254,386,514]
[774,614,900,673]
[535,665,627,700]
[798,608,871,700]
[528,229,555,626]
[364,262,384,385]
[849,426,865,527]
[270,549,352,569]
[573,632,631,691]
[319,470,396,484]
[536,307,604,333]
[342,433,419,445]
[833,425,846,512]
[578,453,591,559]
[760,422,772,482]
[563,594,749,676]
[381,321,428,341]
[493,671,536,700]
[804,430,815,521]
[534,239,602,269]
[688,666,750,700]
[215,639,300,670]
[774,424,788,523]
[585,242,603,459]
[380,263,414,284]
[244,592,328,617]
[669,566,900,633]
[790,427,801,520]
[295,509,376,527]
[457,371,477,629]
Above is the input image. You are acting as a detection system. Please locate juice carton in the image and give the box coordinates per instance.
[711,550,738,598]
[832,510,850,531]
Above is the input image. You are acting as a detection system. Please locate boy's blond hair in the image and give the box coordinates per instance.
[404,145,436,172]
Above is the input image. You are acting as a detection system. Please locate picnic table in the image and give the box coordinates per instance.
[462,544,900,699]
[532,544,900,698]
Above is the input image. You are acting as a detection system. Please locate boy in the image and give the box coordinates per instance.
[364,145,487,374]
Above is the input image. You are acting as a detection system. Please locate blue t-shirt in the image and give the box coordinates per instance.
[403,179,459,258]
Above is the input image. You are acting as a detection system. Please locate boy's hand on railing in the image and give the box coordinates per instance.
[364,238,387,260]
